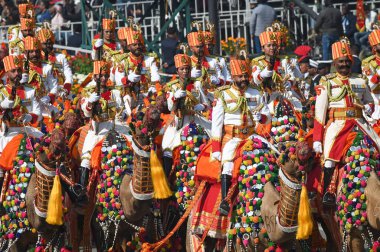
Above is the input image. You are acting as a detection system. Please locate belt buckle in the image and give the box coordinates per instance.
[346,110,355,117]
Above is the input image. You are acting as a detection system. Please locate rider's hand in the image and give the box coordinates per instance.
[89,93,100,103]
[194,103,205,112]
[211,152,222,161]
[174,89,186,99]
[260,67,273,78]
[128,72,141,83]
[191,68,202,78]
[94,39,104,48]
[313,141,323,154]
[1,98,15,109]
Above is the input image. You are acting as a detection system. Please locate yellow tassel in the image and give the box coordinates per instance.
[150,149,172,199]
[46,174,63,225]
[296,184,313,240]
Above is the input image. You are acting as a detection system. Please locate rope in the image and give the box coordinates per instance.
[141,180,207,251]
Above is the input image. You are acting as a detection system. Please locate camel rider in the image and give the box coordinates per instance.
[211,58,271,216]
[203,24,232,84]
[36,28,73,97]
[7,2,35,45]
[92,17,118,61]
[113,24,160,99]
[79,61,126,189]
[162,52,211,175]
[313,38,380,206]
[22,36,59,132]
[110,27,130,87]
[362,27,380,127]
[187,29,224,105]
[0,55,43,177]
[7,17,35,57]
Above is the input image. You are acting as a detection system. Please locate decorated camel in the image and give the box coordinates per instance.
[0,126,81,252]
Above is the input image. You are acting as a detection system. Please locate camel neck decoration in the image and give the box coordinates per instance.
[175,122,209,212]
[337,132,380,251]
[0,134,35,251]
[227,137,280,251]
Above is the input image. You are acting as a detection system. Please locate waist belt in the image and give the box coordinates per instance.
[328,107,363,120]
[224,125,255,139]
[93,113,112,122]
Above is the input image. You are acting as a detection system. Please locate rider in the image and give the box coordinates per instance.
[161,51,210,175]
[92,17,117,61]
[0,55,43,175]
[313,38,380,206]
[211,57,271,216]
[362,26,380,131]
[79,61,126,189]
[36,27,73,97]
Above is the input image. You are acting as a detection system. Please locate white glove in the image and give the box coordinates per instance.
[20,114,32,123]
[210,75,220,85]
[253,112,262,122]
[174,89,187,99]
[89,93,100,103]
[94,39,104,48]
[194,103,205,111]
[148,86,157,94]
[313,141,323,154]
[260,67,273,78]
[191,68,202,78]
[128,72,141,83]
[1,98,14,109]
[40,96,51,105]
[20,73,28,84]
[364,104,372,115]
[376,68,380,76]
[211,152,222,161]
[305,83,310,90]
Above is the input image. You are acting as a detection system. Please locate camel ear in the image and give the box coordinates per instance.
[274,200,280,205]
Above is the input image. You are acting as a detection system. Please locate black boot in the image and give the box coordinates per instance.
[219,174,232,216]
[163,156,173,178]
[322,167,335,206]
[75,167,90,205]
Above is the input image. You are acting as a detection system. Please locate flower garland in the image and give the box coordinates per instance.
[174,123,208,212]
[228,137,280,250]
[96,135,134,224]
[0,134,35,250]
[337,132,380,242]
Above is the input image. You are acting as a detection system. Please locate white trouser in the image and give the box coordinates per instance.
[80,121,113,169]
[221,137,243,176]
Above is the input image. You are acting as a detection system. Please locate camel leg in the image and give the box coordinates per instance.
[349,228,365,252]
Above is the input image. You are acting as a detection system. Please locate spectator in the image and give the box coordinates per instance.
[314,0,343,60]
[341,3,357,44]
[249,0,275,54]
[161,27,179,75]
[354,4,377,51]
[317,60,331,76]
[62,0,80,22]
[308,59,320,97]
[0,0,19,25]
[37,0,52,23]
[51,4,66,32]
[351,44,362,74]
[67,24,82,55]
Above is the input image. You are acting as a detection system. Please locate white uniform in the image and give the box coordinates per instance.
[211,84,271,175]
[162,79,211,152]
[362,55,380,120]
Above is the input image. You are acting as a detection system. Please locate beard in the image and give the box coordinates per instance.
[337,65,350,75]
[235,80,249,89]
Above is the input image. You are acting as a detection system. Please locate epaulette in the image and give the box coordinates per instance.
[214,84,231,98]
[165,79,179,89]
[325,73,336,79]
[362,55,375,64]
[112,53,128,64]
[7,25,19,34]
[251,55,265,63]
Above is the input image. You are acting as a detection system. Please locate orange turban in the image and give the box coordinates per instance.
[187,32,204,47]
[230,59,250,76]
[18,3,34,18]
[203,31,215,45]
[24,36,41,51]
[20,18,35,31]
[174,54,191,68]
[369,30,380,47]
[259,31,277,47]
[3,55,22,72]
[103,18,116,30]
[332,40,352,61]
[117,27,131,40]
[93,61,110,75]
[125,29,144,46]
[37,28,55,43]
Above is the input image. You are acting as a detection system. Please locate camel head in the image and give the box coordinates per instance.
[49,128,66,157]
[279,141,313,180]
[62,112,82,138]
